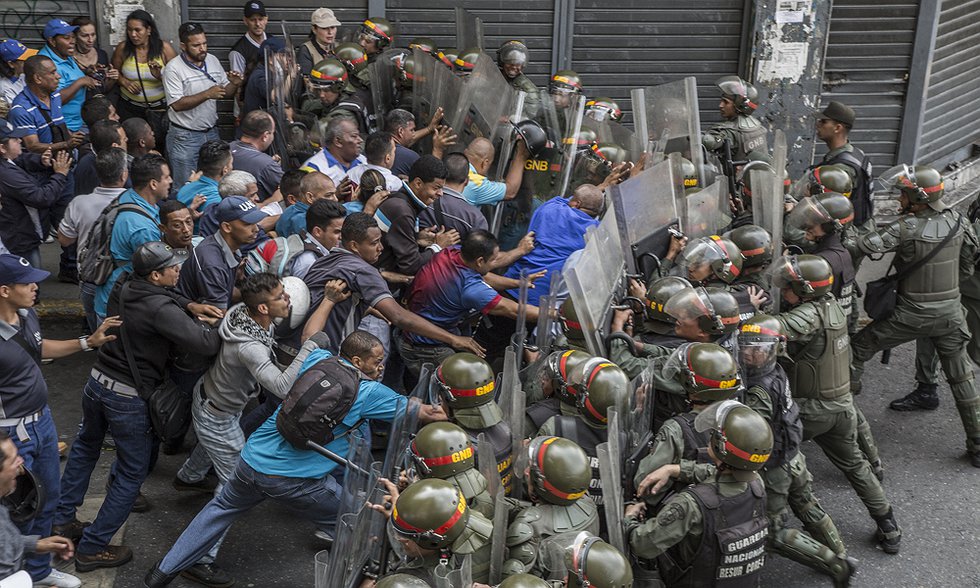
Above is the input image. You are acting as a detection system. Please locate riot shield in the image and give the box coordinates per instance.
[522,89,586,201]
[770,131,787,312]
[345,470,390,588]
[477,432,502,500]
[488,486,508,584]
[580,116,645,163]
[631,77,706,187]
[598,408,626,555]
[369,49,407,130]
[535,272,564,352]
[411,48,441,129]
[563,206,627,357]
[608,155,683,276]
[266,22,299,162]
[454,7,484,51]
[682,178,731,239]
[434,554,472,588]
[496,347,525,499]
[381,363,430,480]
[623,365,655,499]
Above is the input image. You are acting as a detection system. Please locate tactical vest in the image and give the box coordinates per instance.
[671,412,712,463]
[555,415,605,507]
[745,367,802,469]
[464,421,515,496]
[727,284,761,322]
[814,234,856,319]
[717,116,768,161]
[823,145,873,227]
[787,299,850,400]
[526,397,561,433]
[658,479,769,588]
[640,331,688,347]
[897,210,964,303]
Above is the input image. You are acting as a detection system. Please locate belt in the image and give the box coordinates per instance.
[170,121,215,133]
[199,386,227,414]
[121,96,167,109]
[0,409,44,442]
[90,368,139,398]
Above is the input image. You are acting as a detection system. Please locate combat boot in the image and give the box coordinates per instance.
[873,508,901,554]
[770,527,857,587]
[970,438,980,468]
[888,383,939,411]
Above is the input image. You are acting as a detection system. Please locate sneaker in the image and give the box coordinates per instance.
[179,563,235,588]
[888,385,939,411]
[313,529,334,549]
[52,518,91,543]
[173,475,217,494]
[33,569,82,587]
[75,544,133,572]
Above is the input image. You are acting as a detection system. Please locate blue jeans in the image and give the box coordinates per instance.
[80,280,97,334]
[158,460,343,575]
[166,125,219,189]
[2,408,60,581]
[55,376,154,554]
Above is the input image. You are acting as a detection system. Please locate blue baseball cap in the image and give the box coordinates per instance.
[0,118,29,140]
[0,39,38,62]
[0,254,50,284]
[43,19,79,39]
[216,195,266,224]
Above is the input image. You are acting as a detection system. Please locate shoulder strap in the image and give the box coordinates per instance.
[887,213,962,282]
[118,281,147,393]
[11,331,41,367]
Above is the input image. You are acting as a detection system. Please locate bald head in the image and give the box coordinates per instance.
[569,184,604,218]
[464,137,496,175]
[300,171,337,204]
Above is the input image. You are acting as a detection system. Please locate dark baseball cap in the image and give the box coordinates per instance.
[217,195,266,224]
[244,0,266,17]
[259,37,287,54]
[132,242,188,276]
[0,254,50,284]
[819,101,855,128]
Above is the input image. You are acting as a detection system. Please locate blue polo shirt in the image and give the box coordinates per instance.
[275,201,309,237]
[462,163,506,206]
[0,308,47,418]
[176,232,240,309]
[95,190,161,317]
[38,45,87,131]
[8,87,66,143]
[241,349,406,478]
[176,176,221,231]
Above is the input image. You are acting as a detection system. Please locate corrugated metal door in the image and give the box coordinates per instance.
[917,0,980,168]
[0,0,94,50]
[384,0,556,85]
[570,0,749,127]
[816,0,918,170]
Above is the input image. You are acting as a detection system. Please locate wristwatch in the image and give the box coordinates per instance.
[78,336,92,352]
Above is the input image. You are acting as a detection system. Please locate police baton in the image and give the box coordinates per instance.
[305,440,372,477]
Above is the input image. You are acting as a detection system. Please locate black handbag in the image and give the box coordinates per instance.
[863,214,962,321]
[119,282,191,441]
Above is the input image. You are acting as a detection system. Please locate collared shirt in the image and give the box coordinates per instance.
[58,186,127,257]
[0,308,47,418]
[391,143,419,178]
[462,163,506,206]
[163,53,229,130]
[241,349,406,478]
[301,148,367,185]
[345,162,403,192]
[177,232,241,309]
[95,189,161,316]
[0,74,25,106]
[38,45,86,131]
[230,139,284,201]
[289,234,330,280]
[275,201,309,238]
[418,186,489,239]
[8,87,65,143]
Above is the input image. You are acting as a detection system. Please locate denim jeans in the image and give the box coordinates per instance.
[166,125,219,189]
[158,460,343,575]
[2,408,60,581]
[80,280,97,334]
[55,376,154,555]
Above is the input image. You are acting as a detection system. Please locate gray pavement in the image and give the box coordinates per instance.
[29,238,980,587]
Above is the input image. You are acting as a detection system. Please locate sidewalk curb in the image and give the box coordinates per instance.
[36,299,85,319]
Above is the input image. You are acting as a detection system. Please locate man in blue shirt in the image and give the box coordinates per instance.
[37,19,98,132]
[461,136,529,206]
[7,55,84,154]
[141,331,446,587]
[175,140,231,231]
[94,154,171,320]
[275,171,336,237]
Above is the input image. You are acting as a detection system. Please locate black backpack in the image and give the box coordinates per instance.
[78,198,155,285]
[276,355,360,449]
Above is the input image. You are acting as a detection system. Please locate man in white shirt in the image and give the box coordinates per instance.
[344,130,403,192]
[301,117,365,185]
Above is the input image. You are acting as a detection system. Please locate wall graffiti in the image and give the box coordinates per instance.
[1,0,90,44]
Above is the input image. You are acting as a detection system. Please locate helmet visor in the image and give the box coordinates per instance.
[785,196,833,234]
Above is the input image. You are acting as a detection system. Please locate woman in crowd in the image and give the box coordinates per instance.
[71,16,117,96]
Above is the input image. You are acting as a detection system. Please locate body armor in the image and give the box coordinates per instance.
[783,298,850,401]
[506,500,601,570]
[526,397,562,433]
[813,232,856,319]
[658,479,769,588]
[822,144,873,226]
[895,211,965,303]
[671,411,712,463]
[463,421,515,495]
[710,116,768,161]
[554,415,605,507]
[745,367,802,469]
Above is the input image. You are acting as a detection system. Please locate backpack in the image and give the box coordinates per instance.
[78,199,155,285]
[244,233,322,277]
[276,355,360,449]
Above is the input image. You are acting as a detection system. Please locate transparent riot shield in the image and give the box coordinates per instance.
[345,468,389,588]
[580,116,645,163]
[563,206,627,357]
[454,7,484,51]
[623,365,656,499]
[266,22,299,162]
[770,131,788,311]
[535,272,565,353]
[682,178,731,239]
[598,408,626,555]
[608,156,683,276]
[496,347,525,500]
[339,429,374,516]
[323,512,359,587]
[488,485,508,584]
[381,363,430,481]
[412,48,441,129]
[369,49,407,130]
[434,554,472,588]
[631,77,706,188]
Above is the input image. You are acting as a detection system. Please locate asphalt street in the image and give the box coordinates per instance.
[28,240,980,587]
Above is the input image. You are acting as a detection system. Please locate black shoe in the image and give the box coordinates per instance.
[131,492,152,513]
[873,508,902,554]
[144,563,177,588]
[53,518,91,543]
[180,563,235,588]
[172,475,217,494]
[888,385,939,411]
[970,441,980,468]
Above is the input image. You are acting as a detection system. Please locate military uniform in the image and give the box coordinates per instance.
[704,116,769,162]
[633,410,716,506]
[820,143,873,227]
[509,73,540,117]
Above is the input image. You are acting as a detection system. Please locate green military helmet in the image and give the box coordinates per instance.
[739,159,774,202]
[454,47,481,75]
[883,164,945,210]
[809,165,853,198]
[559,297,586,343]
[645,276,694,325]
[769,254,834,300]
[678,156,699,194]
[737,313,785,378]
[716,75,759,116]
[545,349,593,406]
[549,70,583,95]
[566,533,634,588]
[309,58,349,91]
[437,48,460,69]
[567,357,630,428]
[497,40,529,67]
[391,479,470,550]
[574,141,628,185]
[334,42,369,75]
[497,574,550,588]
[695,400,773,472]
[574,127,598,149]
[584,97,623,122]
[663,286,741,336]
[436,353,497,409]
[527,436,591,505]
[676,235,744,285]
[409,422,475,479]
[376,574,432,588]
[360,17,394,49]
[408,37,438,56]
[664,342,742,402]
[786,193,854,238]
[723,224,773,268]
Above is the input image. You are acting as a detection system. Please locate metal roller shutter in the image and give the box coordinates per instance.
[384,0,556,84]
[917,0,980,168]
[570,0,749,127]
[0,1,94,51]
[816,0,918,170]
